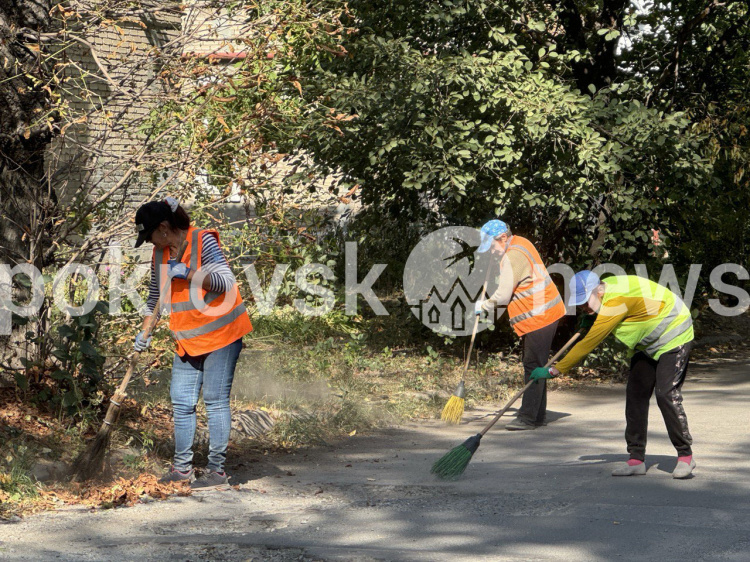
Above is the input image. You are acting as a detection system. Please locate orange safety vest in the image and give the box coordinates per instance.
[153,226,253,357]
[505,236,565,336]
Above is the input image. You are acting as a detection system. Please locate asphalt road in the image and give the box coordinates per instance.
[2,352,749,561]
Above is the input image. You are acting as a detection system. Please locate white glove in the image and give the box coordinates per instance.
[134,330,152,352]
[474,299,486,316]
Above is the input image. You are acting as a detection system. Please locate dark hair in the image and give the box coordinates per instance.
[134,199,192,247]
[166,203,190,230]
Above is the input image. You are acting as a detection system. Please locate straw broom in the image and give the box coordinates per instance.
[440,262,494,424]
[71,238,188,481]
[432,330,582,479]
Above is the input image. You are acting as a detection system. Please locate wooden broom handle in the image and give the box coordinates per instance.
[112,236,189,398]
[460,256,496,375]
[479,330,582,437]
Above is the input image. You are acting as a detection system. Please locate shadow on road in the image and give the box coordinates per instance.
[579,453,682,473]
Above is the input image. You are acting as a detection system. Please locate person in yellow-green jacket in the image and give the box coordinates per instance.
[530,271,696,479]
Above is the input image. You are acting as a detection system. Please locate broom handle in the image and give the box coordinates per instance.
[103,237,189,421]
[479,330,582,437]
[460,258,495,377]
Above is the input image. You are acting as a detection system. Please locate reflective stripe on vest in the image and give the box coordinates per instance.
[644,317,693,356]
[153,248,168,313]
[170,291,222,313]
[507,242,534,263]
[509,294,563,326]
[153,226,253,356]
[507,240,556,324]
[155,249,164,288]
[189,228,200,270]
[172,302,248,341]
[504,236,565,335]
[513,275,552,300]
[639,296,685,349]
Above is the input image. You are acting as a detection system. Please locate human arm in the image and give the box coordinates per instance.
[481,253,526,312]
[169,232,236,292]
[553,305,628,374]
[135,260,161,350]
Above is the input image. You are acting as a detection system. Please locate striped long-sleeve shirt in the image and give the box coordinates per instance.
[146,232,236,316]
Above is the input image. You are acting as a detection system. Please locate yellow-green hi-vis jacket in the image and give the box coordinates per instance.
[556,275,694,374]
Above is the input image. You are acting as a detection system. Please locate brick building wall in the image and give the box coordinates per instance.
[48,7,358,238]
[47,14,182,216]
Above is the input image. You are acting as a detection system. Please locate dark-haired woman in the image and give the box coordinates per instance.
[133,196,252,489]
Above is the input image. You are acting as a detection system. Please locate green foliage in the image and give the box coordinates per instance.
[0,444,39,506]
[295,0,718,268]
[146,0,350,198]
[18,300,109,417]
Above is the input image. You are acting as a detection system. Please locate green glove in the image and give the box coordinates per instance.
[530,366,553,382]
[578,313,597,331]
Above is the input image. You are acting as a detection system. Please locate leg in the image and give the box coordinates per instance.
[201,339,242,473]
[517,320,558,426]
[170,353,204,471]
[654,343,693,457]
[625,352,656,462]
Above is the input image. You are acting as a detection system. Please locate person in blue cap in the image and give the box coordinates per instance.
[474,220,565,430]
[531,271,696,479]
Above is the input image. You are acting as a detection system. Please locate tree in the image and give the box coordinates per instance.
[0,1,195,393]
[0,1,351,405]
[289,0,746,274]
[0,0,54,270]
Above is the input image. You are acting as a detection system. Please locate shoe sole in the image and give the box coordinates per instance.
[672,461,696,479]
[191,482,230,491]
[506,425,536,431]
[612,465,647,476]
[158,473,194,485]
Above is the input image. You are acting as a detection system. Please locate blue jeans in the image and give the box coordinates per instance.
[170,339,242,472]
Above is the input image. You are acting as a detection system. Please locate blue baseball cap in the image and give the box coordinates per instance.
[477,220,510,253]
[568,270,601,306]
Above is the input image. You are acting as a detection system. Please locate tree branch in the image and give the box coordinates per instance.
[646,0,732,106]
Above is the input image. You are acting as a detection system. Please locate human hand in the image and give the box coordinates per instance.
[474,300,485,316]
[578,313,597,331]
[134,330,152,352]
[168,259,190,280]
[530,366,554,382]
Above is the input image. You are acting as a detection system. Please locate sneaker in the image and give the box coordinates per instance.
[158,466,194,483]
[506,418,536,431]
[611,462,647,476]
[672,459,696,479]
[191,470,230,490]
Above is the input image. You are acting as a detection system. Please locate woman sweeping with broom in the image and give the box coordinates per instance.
[530,271,696,479]
[133,197,253,489]
[471,219,565,429]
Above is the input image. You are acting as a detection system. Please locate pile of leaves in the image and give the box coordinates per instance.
[45,474,191,510]
[0,387,194,519]
[0,391,60,441]
[1,475,191,519]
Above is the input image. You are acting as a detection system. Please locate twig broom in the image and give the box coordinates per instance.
[441,263,494,424]
[71,238,188,481]
[432,330,582,479]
